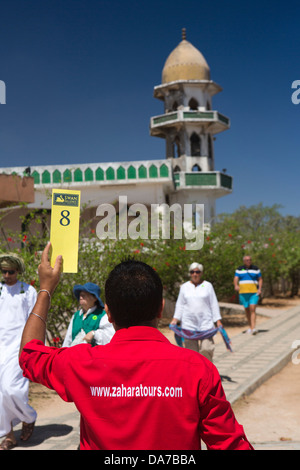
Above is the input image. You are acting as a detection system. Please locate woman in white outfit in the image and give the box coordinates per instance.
[171,262,222,362]
[0,253,37,450]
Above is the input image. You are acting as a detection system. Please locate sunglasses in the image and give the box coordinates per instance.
[190,270,201,274]
[1,269,16,275]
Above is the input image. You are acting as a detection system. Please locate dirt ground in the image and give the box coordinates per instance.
[229,296,300,446]
[28,295,300,448]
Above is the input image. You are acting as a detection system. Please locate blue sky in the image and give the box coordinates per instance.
[0,0,299,217]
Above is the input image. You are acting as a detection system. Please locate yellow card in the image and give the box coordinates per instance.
[50,189,81,273]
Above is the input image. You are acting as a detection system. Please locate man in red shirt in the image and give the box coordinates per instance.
[19,243,253,450]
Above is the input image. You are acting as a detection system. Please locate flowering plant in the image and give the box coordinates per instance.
[0,203,299,343]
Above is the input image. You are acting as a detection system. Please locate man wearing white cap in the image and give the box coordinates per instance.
[171,262,222,362]
[0,253,37,450]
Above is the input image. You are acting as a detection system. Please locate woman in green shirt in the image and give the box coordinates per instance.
[63,282,115,347]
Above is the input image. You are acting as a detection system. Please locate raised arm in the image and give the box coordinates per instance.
[19,242,62,357]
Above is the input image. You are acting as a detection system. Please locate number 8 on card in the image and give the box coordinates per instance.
[50,189,81,273]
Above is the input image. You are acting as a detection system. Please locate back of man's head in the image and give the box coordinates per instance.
[105,259,163,328]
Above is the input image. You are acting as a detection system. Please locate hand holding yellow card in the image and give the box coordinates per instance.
[50,189,81,273]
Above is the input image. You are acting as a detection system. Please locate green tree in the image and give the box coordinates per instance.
[1,202,300,345]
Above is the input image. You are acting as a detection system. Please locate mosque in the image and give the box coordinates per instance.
[0,29,232,237]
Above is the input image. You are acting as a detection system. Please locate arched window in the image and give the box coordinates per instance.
[149,164,158,178]
[95,167,104,181]
[53,170,61,183]
[42,170,51,184]
[174,165,181,172]
[192,164,201,172]
[117,166,125,180]
[172,101,178,111]
[106,167,115,180]
[63,169,72,183]
[208,135,213,159]
[189,98,198,110]
[85,168,93,182]
[32,171,40,184]
[74,168,83,182]
[206,100,211,110]
[138,165,147,179]
[190,132,201,156]
[127,165,136,179]
[173,136,181,158]
[160,164,169,177]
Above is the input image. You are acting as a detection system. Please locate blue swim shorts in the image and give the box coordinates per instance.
[239,293,259,308]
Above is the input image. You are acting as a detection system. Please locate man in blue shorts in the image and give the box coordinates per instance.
[234,255,263,335]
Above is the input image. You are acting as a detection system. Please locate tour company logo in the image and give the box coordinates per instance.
[53,192,80,207]
[95,196,204,251]
[291,80,300,105]
[0,80,6,104]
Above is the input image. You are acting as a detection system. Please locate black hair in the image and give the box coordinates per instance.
[105,259,163,327]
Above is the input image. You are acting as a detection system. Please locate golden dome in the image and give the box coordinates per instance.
[162,29,210,83]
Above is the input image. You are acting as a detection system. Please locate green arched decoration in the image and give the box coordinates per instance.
[85,168,93,182]
[32,171,40,184]
[149,164,158,178]
[127,165,136,179]
[95,167,104,181]
[106,167,115,180]
[63,169,72,183]
[159,164,169,177]
[138,165,147,179]
[52,170,61,183]
[117,166,125,179]
[74,168,83,182]
[42,170,51,184]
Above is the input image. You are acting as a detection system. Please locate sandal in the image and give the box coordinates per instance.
[0,437,17,450]
[20,421,35,441]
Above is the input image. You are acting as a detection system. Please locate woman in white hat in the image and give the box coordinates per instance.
[171,262,222,362]
[0,253,37,450]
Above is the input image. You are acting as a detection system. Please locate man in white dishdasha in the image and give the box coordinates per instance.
[0,253,37,450]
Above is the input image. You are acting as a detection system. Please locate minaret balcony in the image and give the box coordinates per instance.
[173,171,232,197]
[150,110,230,136]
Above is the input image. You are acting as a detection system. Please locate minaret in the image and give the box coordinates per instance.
[150,29,232,225]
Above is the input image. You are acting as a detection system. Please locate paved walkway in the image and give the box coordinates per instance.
[10,305,300,451]
[214,305,300,405]
[12,410,79,450]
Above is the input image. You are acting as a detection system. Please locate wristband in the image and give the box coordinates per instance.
[38,289,51,306]
[30,312,47,325]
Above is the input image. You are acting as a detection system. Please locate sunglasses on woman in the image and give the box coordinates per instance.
[190,270,201,274]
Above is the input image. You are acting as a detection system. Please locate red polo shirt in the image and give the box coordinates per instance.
[20,326,253,450]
